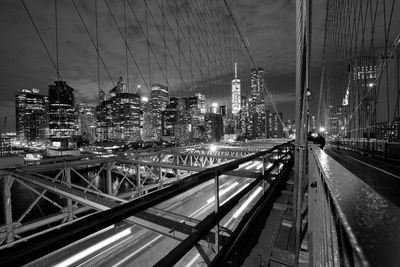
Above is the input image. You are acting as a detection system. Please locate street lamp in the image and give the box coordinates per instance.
[305,88,312,136]
[305,88,312,97]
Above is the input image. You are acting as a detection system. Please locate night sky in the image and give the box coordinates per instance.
[0,0,327,131]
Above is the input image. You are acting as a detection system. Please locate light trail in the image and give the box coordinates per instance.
[185,182,251,267]
[239,161,253,169]
[207,182,239,204]
[111,179,246,266]
[233,186,263,218]
[255,162,264,170]
[54,227,131,267]
[245,161,260,170]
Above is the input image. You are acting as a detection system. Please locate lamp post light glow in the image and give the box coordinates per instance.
[209,144,218,152]
[319,126,326,133]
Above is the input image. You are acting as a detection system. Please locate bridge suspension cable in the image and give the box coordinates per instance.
[319,0,399,141]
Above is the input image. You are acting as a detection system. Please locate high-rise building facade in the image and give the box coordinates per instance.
[350,56,377,139]
[205,113,224,142]
[327,105,345,138]
[48,81,77,144]
[249,68,266,138]
[250,68,265,113]
[195,93,207,114]
[96,77,141,142]
[150,84,169,139]
[15,89,48,142]
[266,111,283,138]
[232,63,241,115]
[77,103,96,143]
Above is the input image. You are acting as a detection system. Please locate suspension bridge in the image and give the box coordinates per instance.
[1,0,400,266]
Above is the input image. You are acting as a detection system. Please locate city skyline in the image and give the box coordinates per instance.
[0,0,329,131]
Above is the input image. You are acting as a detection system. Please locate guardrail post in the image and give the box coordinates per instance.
[3,175,14,243]
[214,170,220,252]
[106,162,112,195]
[385,142,388,159]
[65,167,73,221]
[136,163,141,196]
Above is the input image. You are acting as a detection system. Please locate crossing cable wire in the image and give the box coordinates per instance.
[124,0,174,92]
[95,0,101,98]
[144,0,195,91]
[101,0,149,93]
[172,0,210,71]
[20,0,64,82]
[124,0,129,92]
[197,0,221,78]
[71,0,115,87]
[22,0,97,140]
[147,0,195,90]
[55,0,61,131]
[162,0,167,84]
[145,0,151,92]
[223,0,284,129]
[324,0,397,138]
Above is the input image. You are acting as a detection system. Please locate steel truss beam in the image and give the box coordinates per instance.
[0,143,291,266]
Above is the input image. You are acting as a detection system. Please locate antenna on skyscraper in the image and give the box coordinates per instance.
[235,62,238,79]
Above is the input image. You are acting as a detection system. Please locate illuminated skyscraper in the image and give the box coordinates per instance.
[15,88,48,142]
[150,84,169,139]
[232,63,241,115]
[48,81,77,146]
[249,68,266,138]
[96,77,141,142]
[250,67,265,113]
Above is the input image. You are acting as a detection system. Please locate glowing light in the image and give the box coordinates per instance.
[233,186,263,219]
[209,144,218,152]
[368,82,375,88]
[311,133,318,138]
[239,161,253,169]
[319,127,326,133]
[54,227,131,267]
[222,182,250,205]
[207,182,239,204]
[245,162,259,170]
[255,162,264,170]
[141,96,149,103]
[211,102,218,107]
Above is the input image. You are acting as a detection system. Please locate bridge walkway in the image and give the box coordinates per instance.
[326,146,400,207]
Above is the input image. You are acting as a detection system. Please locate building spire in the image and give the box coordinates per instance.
[234,62,238,79]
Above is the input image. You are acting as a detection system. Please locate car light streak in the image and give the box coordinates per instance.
[207,182,239,204]
[255,162,264,170]
[232,186,263,218]
[54,227,131,267]
[238,161,253,169]
[245,162,259,170]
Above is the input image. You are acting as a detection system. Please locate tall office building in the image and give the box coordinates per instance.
[351,56,377,138]
[96,77,141,142]
[248,68,266,138]
[250,68,265,113]
[77,103,96,143]
[205,113,224,142]
[327,105,344,138]
[48,81,77,146]
[15,89,48,142]
[232,63,241,115]
[266,111,283,138]
[195,93,207,114]
[150,84,169,139]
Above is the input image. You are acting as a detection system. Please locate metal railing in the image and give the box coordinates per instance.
[308,146,400,266]
[0,141,294,266]
[329,139,400,161]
